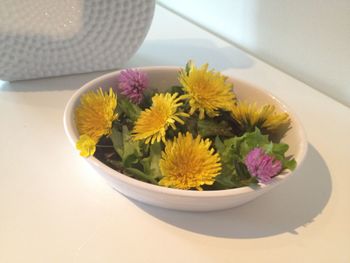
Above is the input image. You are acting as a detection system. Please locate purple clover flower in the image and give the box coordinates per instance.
[244,148,282,184]
[117,69,148,104]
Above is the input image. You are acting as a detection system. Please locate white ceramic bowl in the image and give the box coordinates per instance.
[63,67,308,211]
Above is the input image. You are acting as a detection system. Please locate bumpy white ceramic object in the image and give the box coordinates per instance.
[0,0,155,81]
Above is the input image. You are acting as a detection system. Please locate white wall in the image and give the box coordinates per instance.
[158,0,350,107]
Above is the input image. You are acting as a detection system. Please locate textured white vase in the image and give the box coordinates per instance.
[0,0,155,81]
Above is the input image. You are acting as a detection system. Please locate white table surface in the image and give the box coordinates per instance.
[1,5,349,263]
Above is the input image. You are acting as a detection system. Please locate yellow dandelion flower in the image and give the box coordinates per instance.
[230,101,290,133]
[76,134,97,157]
[75,88,118,157]
[179,61,236,119]
[132,93,188,144]
[75,87,118,141]
[159,132,221,190]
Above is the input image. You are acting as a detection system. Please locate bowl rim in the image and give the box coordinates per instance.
[63,66,308,198]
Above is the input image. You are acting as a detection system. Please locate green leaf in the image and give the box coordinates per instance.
[233,160,258,187]
[123,154,139,167]
[262,141,296,170]
[117,96,141,122]
[170,85,184,95]
[238,128,270,157]
[214,136,225,153]
[198,119,234,138]
[121,126,142,166]
[214,160,258,189]
[185,60,194,75]
[214,128,297,188]
[125,168,157,184]
[111,125,143,168]
[214,136,239,188]
[238,176,259,187]
[263,142,288,158]
[283,158,297,170]
[140,158,151,175]
[214,173,237,189]
[218,128,269,161]
[107,159,124,171]
[221,137,241,162]
[140,142,162,179]
[110,127,124,157]
[233,129,297,171]
[122,126,139,157]
[149,142,162,178]
[182,115,198,135]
